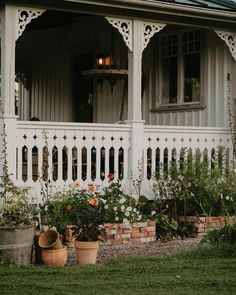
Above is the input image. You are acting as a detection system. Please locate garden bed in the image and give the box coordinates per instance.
[178,216,236,236]
[104,221,156,245]
[64,221,156,247]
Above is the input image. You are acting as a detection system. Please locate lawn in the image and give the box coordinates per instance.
[0,243,236,295]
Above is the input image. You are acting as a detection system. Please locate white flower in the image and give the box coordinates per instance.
[137,215,142,221]
[220,193,223,200]
[133,208,137,212]
[127,206,132,212]
[151,211,156,216]
[114,206,117,211]
[125,211,130,217]
[121,205,125,212]
[115,216,119,221]
[103,199,107,204]
[226,195,230,200]
[123,218,129,224]
[230,197,233,202]
[119,197,126,204]
[104,205,108,209]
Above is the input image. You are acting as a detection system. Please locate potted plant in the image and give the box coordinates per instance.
[72,188,107,265]
[0,173,37,265]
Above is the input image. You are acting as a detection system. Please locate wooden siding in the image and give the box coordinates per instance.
[16,16,236,127]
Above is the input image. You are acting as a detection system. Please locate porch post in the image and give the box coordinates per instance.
[126,20,144,186]
[0,5,17,179]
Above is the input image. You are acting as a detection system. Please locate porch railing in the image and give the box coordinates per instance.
[15,121,233,202]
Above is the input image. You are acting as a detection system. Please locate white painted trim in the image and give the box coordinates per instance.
[215,30,236,62]
[105,17,132,51]
[16,8,45,41]
[142,22,166,52]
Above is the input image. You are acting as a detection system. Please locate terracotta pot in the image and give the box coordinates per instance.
[74,240,99,265]
[38,230,62,250]
[41,246,68,266]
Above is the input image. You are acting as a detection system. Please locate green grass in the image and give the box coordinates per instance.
[0,243,236,295]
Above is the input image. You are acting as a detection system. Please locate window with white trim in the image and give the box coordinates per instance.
[157,29,202,108]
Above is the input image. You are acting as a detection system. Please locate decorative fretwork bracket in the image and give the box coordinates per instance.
[215,30,236,62]
[106,17,166,53]
[142,22,166,52]
[105,17,132,51]
[16,8,46,41]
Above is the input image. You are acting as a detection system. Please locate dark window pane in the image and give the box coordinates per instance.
[184,53,200,102]
[162,56,177,104]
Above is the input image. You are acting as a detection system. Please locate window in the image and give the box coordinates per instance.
[158,29,202,108]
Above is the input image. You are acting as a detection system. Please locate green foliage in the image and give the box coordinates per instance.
[155,214,178,239]
[152,149,236,218]
[41,187,106,240]
[201,223,236,245]
[0,175,36,227]
[100,180,143,224]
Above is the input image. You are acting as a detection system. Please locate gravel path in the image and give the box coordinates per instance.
[67,237,202,265]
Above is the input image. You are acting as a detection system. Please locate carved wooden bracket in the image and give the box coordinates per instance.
[215,30,236,62]
[106,17,166,53]
[16,8,46,40]
[106,17,132,51]
[142,22,166,52]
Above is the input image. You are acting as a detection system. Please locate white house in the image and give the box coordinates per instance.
[0,0,236,201]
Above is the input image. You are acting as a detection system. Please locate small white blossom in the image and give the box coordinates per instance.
[114,206,117,211]
[226,195,230,200]
[104,205,108,209]
[121,205,125,212]
[127,206,132,212]
[133,208,137,212]
[115,216,119,221]
[123,218,129,225]
[137,215,142,221]
[151,211,156,216]
[125,211,130,217]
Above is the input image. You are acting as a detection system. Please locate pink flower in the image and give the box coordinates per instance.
[107,173,114,181]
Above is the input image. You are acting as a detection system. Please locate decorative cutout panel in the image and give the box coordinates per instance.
[16,8,45,40]
[106,17,132,51]
[215,30,236,62]
[142,22,166,52]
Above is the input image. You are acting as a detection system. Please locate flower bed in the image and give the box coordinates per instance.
[178,216,236,237]
[103,221,156,245]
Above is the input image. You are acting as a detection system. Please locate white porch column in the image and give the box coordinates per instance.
[0,5,17,179]
[126,20,144,184]
[106,17,166,191]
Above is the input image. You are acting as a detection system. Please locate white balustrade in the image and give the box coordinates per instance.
[15,121,233,202]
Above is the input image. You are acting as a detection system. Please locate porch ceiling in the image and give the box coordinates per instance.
[2,0,236,30]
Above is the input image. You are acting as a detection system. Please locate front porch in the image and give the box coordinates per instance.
[1,3,236,202]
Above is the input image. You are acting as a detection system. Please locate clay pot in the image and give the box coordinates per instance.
[74,240,99,265]
[41,246,68,266]
[38,230,62,250]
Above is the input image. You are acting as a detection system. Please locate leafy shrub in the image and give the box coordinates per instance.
[201,223,236,245]
[152,151,236,218]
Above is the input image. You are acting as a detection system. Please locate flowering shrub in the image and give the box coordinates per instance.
[0,175,36,227]
[152,156,236,218]
[41,183,106,240]
[100,180,142,224]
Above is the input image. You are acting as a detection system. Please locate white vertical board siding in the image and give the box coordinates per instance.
[143,30,235,128]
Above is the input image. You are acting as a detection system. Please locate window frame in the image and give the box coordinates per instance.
[153,27,206,112]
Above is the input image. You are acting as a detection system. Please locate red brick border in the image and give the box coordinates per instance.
[178,216,236,236]
[104,221,156,245]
